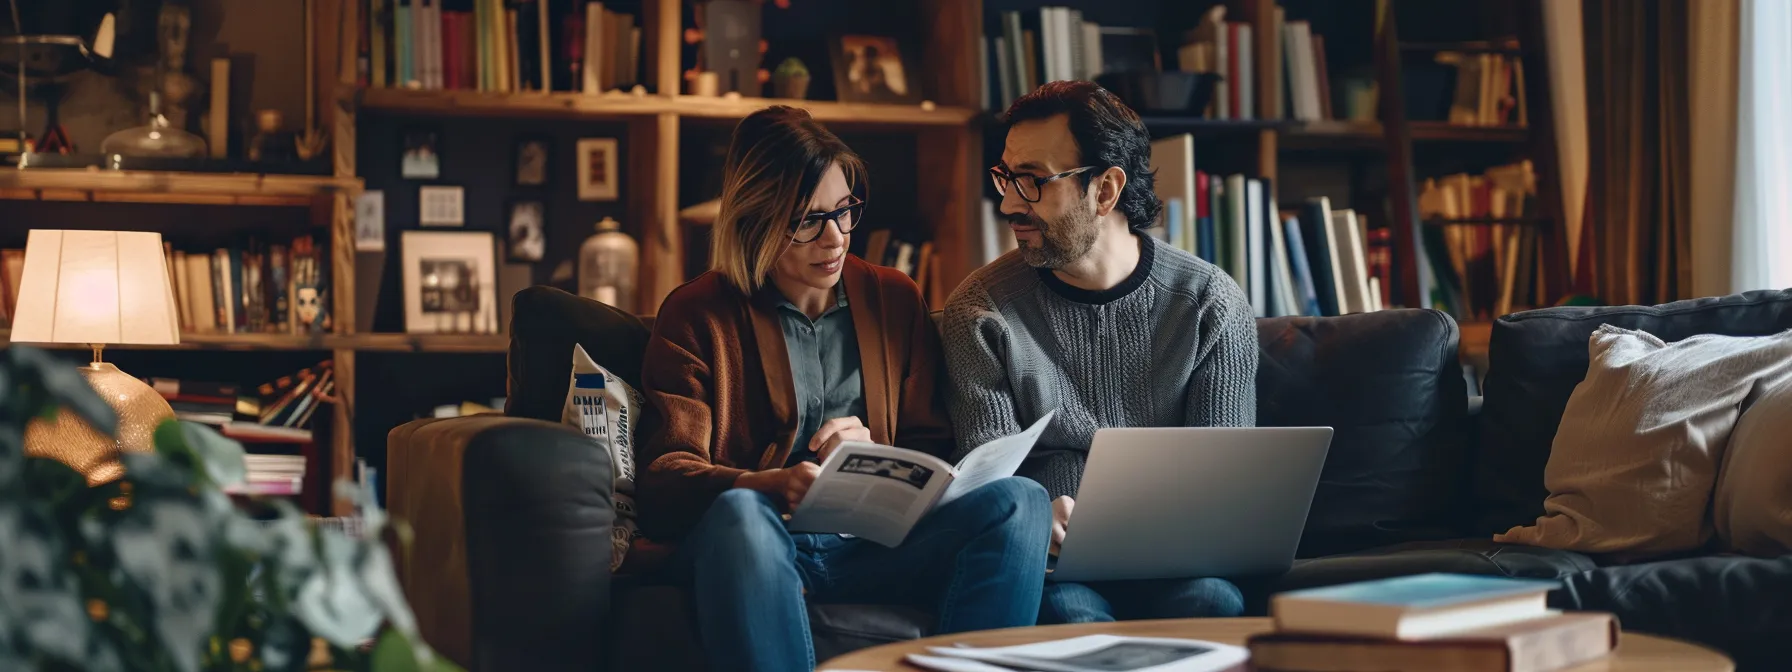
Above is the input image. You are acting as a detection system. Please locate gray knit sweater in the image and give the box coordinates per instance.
[942,234,1259,501]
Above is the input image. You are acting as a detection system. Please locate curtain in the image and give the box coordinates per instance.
[1582,0,1692,306]
[1688,0,1740,299]
[1730,0,1792,292]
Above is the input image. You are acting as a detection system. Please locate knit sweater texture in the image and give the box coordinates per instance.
[942,234,1259,500]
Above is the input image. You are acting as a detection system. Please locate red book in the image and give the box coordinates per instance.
[442,11,460,90]
[1227,23,1243,119]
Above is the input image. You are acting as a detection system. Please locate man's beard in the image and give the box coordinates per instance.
[1013,203,1100,269]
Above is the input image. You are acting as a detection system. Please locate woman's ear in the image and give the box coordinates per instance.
[1093,166,1127,218]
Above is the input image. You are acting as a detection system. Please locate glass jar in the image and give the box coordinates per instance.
[578,217,638,313]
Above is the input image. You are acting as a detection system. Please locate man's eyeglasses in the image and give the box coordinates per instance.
[989,165,1100,203]
[791,198,864,243]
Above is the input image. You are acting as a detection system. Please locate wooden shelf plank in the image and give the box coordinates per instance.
[1280,121,1530,147]
[0,169,359,206]
[670,95,977,127]
[1424,216,1551,227]
[354,87,978,128]
[1400,41,1524,55]
[357,86,670,120]
[0,330,335,351]
[334,333,510,353]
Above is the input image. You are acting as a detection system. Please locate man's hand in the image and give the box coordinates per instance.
[812,416,871,462]
[735,462,823,511]
[1050,495,1075,556]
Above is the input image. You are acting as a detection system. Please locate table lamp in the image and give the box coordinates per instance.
[11,229,181,484]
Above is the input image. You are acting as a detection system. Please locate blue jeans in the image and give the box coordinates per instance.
[1039,577,1245,624]
[671,477,1052,672]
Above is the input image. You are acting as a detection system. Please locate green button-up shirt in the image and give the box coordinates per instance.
[775,287,867,466]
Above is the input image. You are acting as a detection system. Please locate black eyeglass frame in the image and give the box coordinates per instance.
[790,197,865,244]
[988,165,1101,203]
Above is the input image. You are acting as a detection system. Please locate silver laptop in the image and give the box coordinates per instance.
[1048,427,1333,583]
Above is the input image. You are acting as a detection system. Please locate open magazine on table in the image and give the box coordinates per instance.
[900,635,1249,672]
[787,410,1057,547]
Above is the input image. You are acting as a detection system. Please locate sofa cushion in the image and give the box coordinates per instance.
[1255,309,1470,557]
[1553,552,1792,671]
[1475,289,1792,536]
[506,286,652,422]
[1494,326,1792,558]
[608,579,933,672]
[1714,370,1792,558]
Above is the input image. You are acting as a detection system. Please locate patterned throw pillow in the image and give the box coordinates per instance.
[562,343,644,572]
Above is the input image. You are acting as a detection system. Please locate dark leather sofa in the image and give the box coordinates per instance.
[388,286,1792,671]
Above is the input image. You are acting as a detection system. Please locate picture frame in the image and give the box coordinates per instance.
[400,127,441,179]
[354,190,386,252]
[576,138,620,201]
[830,35,924,105]
[506,199,546,263]
[418,185,465,227]
[401,230,498,334]
[514,134,551,187]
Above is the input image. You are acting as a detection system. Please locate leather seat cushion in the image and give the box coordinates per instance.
[505,286,653,422]
[1255,310,1471,557]
[1475,289,1792,536]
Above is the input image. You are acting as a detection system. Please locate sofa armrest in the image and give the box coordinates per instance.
[388,415,615,672]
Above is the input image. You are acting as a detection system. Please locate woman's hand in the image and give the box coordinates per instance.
[812,416,872,462]
[1050,495,1075,556]
[735,462,823,511]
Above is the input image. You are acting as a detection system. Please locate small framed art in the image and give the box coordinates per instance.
[507,199,546,262]
[401,127,441,179]
[576,137,619,201]
[401,230,499,334]
[830,35,924,105]
[514,135,551,187]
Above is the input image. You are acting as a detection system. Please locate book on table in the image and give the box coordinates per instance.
[1271,573,1561,640]
[1249,611,1618,672]
[904,634,1249,672]
[786,410,1056,547]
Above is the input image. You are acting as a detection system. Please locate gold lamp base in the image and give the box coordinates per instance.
[23,354,175,485]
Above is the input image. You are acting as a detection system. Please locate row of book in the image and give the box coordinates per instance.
[861,230,939,300]
[1151,134,1392,319]
[151,361,336,437]
[161,236,333,336]
[359,0,642,95]
[1418,161,1545,321]
[1438,50,1530,127]
[983,8,1105,112]
[1253,573,1616,671]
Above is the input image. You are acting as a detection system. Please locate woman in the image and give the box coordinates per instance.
[636,106,1052,672]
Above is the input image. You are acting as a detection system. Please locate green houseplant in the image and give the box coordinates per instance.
[0,345,459,672]
[773,57,811,99]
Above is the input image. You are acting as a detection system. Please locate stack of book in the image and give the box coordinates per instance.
[1250,574,1619,672]
[234,454,307,496]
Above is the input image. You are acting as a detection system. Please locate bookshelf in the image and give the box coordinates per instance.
[0,169,360,207]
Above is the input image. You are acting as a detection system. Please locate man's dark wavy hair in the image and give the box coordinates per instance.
[999,81,1161,230]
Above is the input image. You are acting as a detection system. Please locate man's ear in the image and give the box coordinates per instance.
[1093,166,1127,218]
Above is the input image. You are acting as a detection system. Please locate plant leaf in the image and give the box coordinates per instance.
[370,629,423,672]
[175,421,246,487]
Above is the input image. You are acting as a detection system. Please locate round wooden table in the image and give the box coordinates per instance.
[818,617,1734,672]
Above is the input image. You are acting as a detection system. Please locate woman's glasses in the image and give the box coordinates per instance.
[791,198,864,244]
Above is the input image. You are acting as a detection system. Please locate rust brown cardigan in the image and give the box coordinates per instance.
[636,254,955,538]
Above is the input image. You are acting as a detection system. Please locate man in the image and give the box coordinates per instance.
[943,81,1259,624]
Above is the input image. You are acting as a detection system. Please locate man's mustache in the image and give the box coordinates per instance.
[1007,214,1043,228]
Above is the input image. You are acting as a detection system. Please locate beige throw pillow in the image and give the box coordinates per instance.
[1713,370,1792,557]
[1494,325,1792,556]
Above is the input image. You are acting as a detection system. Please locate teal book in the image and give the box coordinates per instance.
[1272,573,1560,640]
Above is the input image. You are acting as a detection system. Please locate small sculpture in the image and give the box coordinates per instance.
[156,4,200,132]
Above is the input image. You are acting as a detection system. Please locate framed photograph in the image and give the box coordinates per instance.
[507,199,546,262]
[401,230,498,334]
[576,138,619,201]
[514,135,551,187]
[401,128,440,179]
[830,35,923,104]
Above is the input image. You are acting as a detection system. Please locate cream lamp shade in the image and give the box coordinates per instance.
[11,229,181,346]
[12,229,182,485]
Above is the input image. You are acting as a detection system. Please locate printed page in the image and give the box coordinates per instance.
[914,635,1249,672]
[786,444,954,547]
[938,409,1058,507]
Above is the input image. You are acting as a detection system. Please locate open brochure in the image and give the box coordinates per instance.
[787,410,1057,547]
[902,635,1249,672]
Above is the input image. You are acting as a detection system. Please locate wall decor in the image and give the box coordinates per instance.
[354,190,386,251]
[418,185,465,227]
[514,135,551,187]
[402,230,498,334]
[401,127,440,179]
[830,35,923,105]
[507,199,546,262]
[576,137,619,201]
